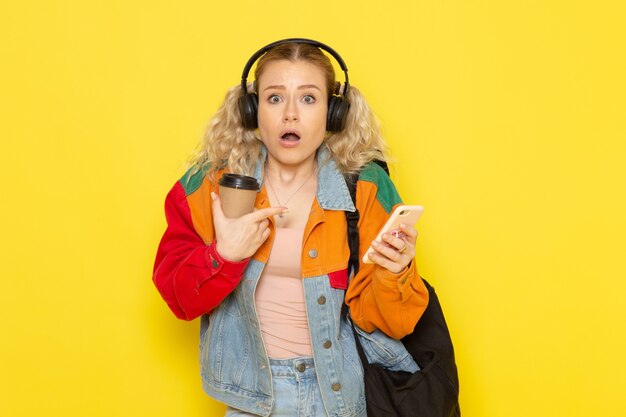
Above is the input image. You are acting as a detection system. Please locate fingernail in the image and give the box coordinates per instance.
[382,233,389,240]
[211,192,216,200]
[399,223,406,229]
[371,240,379,247]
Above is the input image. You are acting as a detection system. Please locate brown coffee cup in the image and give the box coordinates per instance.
[218,174,260,218]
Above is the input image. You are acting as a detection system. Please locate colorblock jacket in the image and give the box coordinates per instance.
[153,148,429,417]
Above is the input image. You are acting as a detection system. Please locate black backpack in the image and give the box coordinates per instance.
[343,167,461,417]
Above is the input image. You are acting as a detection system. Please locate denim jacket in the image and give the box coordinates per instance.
[153,148,428,417]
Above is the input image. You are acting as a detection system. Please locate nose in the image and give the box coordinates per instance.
[283,100,298,122]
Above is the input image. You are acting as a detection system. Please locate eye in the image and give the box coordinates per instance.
[302,95,316,104]
[268,94,282,104]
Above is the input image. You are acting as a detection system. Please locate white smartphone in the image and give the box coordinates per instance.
[362,205,424,264]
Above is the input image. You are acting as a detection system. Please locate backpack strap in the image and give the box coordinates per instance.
[375,159,390,176]
[343,160,389,278]
[344,172,361,277]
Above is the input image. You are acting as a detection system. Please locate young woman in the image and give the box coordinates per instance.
[153,39,429,417]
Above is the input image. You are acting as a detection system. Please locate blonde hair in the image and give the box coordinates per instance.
[187,43,388,179]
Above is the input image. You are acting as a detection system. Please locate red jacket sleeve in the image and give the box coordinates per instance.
[152,181,249,320]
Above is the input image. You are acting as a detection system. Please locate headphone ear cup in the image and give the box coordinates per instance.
[326,96,337,131]
[238,93,259,129]
[327,96,350,132]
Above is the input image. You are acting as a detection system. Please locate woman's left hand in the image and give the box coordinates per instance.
[367,223,417,274]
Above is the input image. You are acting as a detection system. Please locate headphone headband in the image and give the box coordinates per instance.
[240,38,350,96]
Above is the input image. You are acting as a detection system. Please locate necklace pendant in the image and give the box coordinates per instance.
[278,212,286,218]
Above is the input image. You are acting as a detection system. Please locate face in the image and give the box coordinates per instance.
[256,59,328,170]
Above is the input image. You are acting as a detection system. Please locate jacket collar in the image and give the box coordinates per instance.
[252,145,356,212]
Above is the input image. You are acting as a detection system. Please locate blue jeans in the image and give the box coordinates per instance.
[225,357,327,417]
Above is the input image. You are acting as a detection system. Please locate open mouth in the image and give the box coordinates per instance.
[280,131,301,142]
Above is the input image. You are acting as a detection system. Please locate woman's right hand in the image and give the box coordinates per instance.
[211,192,286,262]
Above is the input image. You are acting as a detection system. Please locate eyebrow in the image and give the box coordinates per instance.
[262,84,322,92]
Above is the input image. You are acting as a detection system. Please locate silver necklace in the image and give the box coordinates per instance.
[265,167,317,217]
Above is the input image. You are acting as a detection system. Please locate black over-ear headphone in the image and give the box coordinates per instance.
[238,38,351,132]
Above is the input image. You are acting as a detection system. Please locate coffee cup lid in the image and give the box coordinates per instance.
[219,173,260,191]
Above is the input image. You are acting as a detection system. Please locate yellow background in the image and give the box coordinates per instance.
[2,1,625,416]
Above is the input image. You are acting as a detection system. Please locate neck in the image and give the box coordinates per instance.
[263,157,318,217]
[265,157,317,185]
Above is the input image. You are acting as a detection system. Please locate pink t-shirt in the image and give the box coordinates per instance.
[254,227,313,358]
